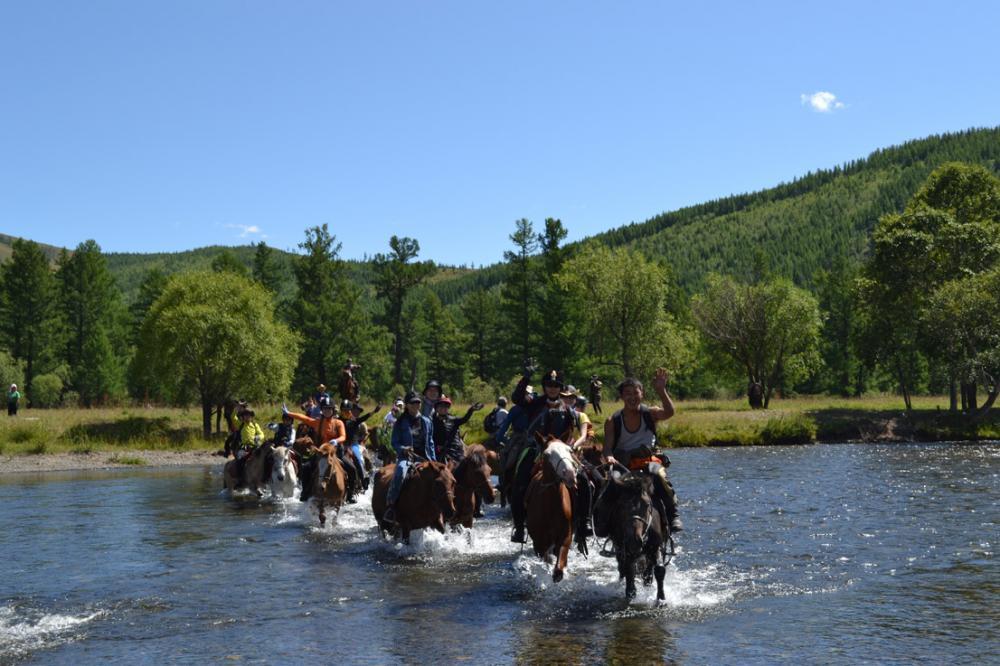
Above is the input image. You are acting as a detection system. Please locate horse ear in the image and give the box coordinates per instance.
[559,427,572,444]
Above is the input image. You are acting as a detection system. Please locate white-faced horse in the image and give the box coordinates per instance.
[268,445,299,499]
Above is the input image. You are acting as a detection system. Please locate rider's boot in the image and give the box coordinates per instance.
[382,503,397,526]
[510,522,526,543]
[663,483,683,533]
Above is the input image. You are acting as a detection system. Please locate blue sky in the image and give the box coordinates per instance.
[2,1,998,266]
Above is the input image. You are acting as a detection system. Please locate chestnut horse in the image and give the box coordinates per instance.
[371,461,457,543]
[525,435,578,582]
[450,445,496,529]
[311,444,348,527]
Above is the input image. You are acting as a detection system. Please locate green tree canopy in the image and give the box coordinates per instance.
[138,270,299,437]
[557,244,694,382]
[56,240,128,405]
[371,236,436,385]
[0,239,59,403]
[692,274,821,408]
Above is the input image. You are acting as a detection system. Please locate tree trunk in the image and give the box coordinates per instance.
[896,361,912,411]
[968,387,999,425]
[949,378,958,412]
[967,382,978,411]
[202,399,214,440]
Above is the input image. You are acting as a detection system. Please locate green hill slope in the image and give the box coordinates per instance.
[5,126,999,302]
[430,126,1000,300]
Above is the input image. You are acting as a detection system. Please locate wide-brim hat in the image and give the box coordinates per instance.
[560,384,578,398]
[423,379,442,392]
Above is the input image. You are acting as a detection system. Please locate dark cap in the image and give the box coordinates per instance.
[541,370,564,388]
[404,391,421,404]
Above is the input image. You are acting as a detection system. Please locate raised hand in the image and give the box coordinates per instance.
[653,367,670,393]
[472,402,485,411]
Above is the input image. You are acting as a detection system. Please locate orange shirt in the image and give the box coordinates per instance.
[287,412,346,446]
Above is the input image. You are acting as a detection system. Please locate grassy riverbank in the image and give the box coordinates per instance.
[2,395,997,457]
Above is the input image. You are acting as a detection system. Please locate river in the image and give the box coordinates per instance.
[1,442,997,665]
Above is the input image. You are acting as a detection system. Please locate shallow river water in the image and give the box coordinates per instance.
[1,442,997,665]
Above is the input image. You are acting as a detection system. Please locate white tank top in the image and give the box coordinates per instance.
[614,408,656,454]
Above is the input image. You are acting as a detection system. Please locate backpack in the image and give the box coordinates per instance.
[612,406,658,447]
[483,407,500,434]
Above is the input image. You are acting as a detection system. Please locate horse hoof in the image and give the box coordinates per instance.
[552,569,564,583]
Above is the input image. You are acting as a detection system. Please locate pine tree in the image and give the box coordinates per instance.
[251,241,284,294]
[501,219,539,373]
[372,236,436,385]
[0,239,59,402]
[56,240,128,405]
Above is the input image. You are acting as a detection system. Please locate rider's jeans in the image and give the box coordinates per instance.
[388,460,410,505]
[349,443,366,481]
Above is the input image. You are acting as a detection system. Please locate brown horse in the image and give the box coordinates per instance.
[223,443,273,497]
[450,445,496,529]
[310,444,348,527]
[525,435,578,582]
[371,461,457,543]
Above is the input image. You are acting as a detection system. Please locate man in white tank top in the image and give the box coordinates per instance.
[601,368,683,533]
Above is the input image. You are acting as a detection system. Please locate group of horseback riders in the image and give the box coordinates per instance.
[220,357,683,560]
[491,362,682,555]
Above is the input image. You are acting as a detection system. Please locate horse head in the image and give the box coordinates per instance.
[539,437,578,489]
[612,472,656,559]
[423,461,457,521]
[457,445,496,504]
[269,445,297,485]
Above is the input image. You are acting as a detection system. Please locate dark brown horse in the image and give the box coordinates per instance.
[371,461,457,543]
[450,445,496,529]
[597,469,669,601]
[223,442,273,497]
[525,435,578,582]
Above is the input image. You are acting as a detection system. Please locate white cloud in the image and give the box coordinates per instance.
[801,91,845,113]
[226,224,266,239]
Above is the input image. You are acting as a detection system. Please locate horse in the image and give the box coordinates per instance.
[524,435,578,583]
[309,444,348,527]
[484,449,504,506]
[223,442,273,497]
[596,468,669,602]
[371,460,457,543]
[450,445,496,529]
[267,445,299,499]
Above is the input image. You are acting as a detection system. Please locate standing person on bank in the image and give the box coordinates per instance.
[7,384,21,416]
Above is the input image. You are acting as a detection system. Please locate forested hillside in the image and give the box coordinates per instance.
[4,126,998,302]
[2,126,999,414]
[430,127,1000,300]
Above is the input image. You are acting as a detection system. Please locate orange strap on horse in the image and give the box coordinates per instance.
[627,455,662,471]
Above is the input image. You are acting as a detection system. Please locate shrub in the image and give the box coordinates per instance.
[30,373,63,408]
[6,424,45,444]
[759,414,817,445]
[0,351,25,391]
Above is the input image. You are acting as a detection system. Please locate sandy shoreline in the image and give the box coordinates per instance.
[0,450,222,475]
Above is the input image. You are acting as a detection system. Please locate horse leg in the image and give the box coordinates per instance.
[625,570,637,600]
[317,497,326,527]
[655,564,666,604]
[554,539,570,583]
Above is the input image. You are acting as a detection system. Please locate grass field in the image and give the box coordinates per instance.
[1,395,997,457]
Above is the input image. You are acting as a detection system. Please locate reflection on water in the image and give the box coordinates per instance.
[0,442,997,664]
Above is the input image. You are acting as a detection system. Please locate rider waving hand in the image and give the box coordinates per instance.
[601,368,682,533]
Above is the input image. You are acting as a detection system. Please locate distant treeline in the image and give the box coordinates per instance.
[1,128,998,423]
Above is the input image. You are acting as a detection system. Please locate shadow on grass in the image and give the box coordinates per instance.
[65,416,202,448]
[807,408,1000,442]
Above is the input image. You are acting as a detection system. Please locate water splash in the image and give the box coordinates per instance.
[0,604,104,661]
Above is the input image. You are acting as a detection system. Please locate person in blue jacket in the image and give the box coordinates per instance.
[382,391,436,525]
